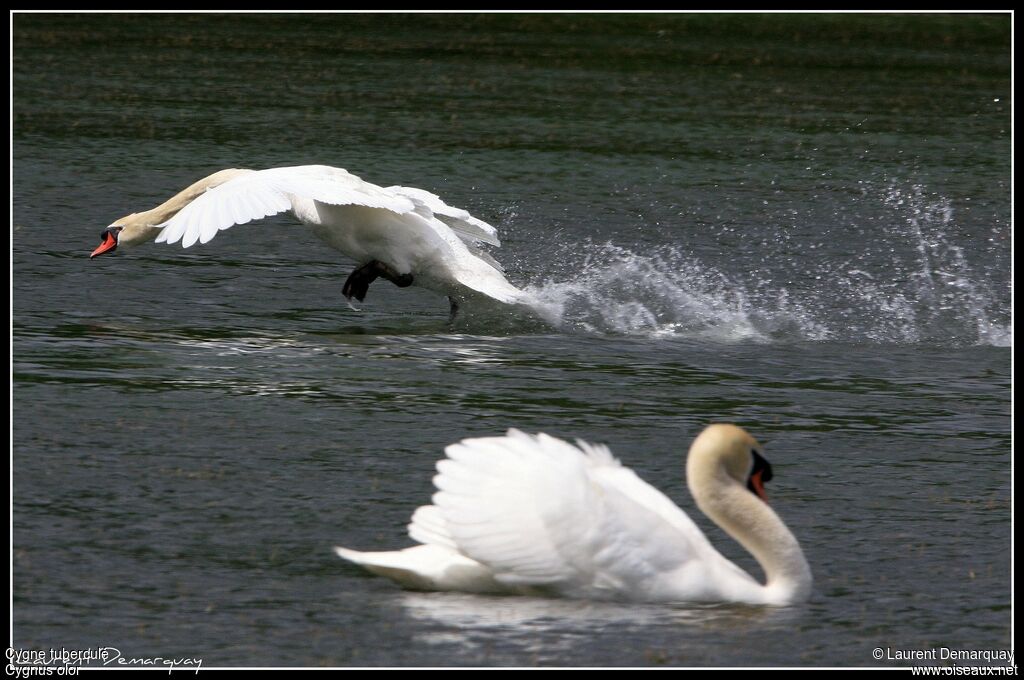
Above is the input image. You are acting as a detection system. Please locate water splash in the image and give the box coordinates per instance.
[875,183,1009,346]
[523,244,823,342]
[515,183,1010,347]
[825,182,1010,346]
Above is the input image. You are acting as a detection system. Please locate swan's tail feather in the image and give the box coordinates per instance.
[453,270,533,306]
[333,545,370,565]
[334,544,508,593]
[334,546,439,590]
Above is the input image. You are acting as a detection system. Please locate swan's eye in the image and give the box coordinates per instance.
[100,226,123,240]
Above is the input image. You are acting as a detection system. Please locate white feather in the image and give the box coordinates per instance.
[387,185,501,247]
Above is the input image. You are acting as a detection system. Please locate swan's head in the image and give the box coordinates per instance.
[687,423,772,503]
[687,423,811,604]
[90,215,160,258]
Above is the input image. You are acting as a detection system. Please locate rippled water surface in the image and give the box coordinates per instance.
[13,13,1011,668]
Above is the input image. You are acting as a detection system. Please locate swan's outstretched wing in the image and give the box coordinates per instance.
[427,429,721,599]
[387,185,501,247]
[155,165,418,248]
[155,165,505,253]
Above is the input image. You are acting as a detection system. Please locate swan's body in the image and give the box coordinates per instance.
[90,165,527,315]
[335,425,812,605]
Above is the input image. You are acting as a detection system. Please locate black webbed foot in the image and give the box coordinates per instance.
[343,260,415,302]
[342,261,381,302]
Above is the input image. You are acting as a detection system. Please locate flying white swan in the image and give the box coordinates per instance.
[335,424,812,605]
[89,165,528,318]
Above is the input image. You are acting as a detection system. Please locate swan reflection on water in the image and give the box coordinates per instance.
[395,590,804,659]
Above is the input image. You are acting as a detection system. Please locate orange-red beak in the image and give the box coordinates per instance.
[747,449,773,502]
[748,469,769,502]
[90,230,119,258]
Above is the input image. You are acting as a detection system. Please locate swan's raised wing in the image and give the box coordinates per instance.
[155,165,417,248]
[427,429,721,599]
[387,185,501,247]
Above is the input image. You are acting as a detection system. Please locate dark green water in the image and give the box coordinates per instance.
[13,13,1011,668]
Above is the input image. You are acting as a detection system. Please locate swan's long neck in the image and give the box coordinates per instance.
[116,168,253,247]
[691,471,812,605]
[141,168,253,225]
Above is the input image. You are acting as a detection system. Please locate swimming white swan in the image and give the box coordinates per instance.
[335,424,812,605]
[90,165,527,317]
